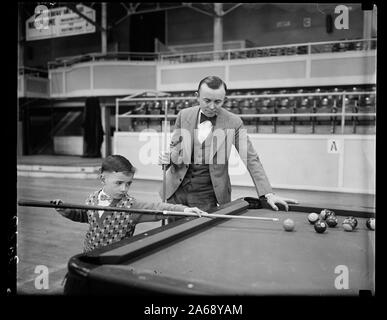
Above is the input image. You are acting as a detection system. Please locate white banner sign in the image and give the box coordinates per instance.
[26,4,96,41]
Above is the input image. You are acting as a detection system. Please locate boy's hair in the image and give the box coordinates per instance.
[100,155,136,175]
[197,76,227,94]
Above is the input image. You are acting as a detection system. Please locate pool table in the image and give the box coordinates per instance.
[64,197,375,295]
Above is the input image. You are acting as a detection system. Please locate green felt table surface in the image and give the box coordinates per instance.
[87,207,375,295]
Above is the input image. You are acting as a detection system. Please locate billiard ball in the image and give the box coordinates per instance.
[343,217,357,230]
[366,218,375,230]
[349,217,358,229]
[283,219,295,232]
[326,215,338,227]
[342,218,354,232]
[320,209,335,220]
[307,212,319,224]
[314,220,327,233]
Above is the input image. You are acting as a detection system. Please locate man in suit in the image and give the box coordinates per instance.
[160,76,297,212]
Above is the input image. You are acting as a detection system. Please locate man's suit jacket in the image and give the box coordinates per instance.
[159,105,273,204]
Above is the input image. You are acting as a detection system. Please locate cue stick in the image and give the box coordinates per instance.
[17,199,279,222]
[162,99,168,202]
[161,99,168,226]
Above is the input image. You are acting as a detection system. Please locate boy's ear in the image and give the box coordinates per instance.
[99,173,105,184]
[194,91,199,98]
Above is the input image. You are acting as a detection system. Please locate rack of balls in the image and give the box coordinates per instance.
[307,209,375,233]
[307,210,336,233]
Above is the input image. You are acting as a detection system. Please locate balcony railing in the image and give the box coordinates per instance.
[47,52,159,69]
[159,38,377,64]
[47,38,377,69]
[18,67,48,78]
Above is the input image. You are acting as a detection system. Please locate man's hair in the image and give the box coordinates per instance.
[100,155,136,175]
[197,76,227,94]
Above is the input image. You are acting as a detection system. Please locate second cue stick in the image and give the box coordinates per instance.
[162,99,168,226]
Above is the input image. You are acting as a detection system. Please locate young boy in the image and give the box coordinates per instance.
[51,155,205,253]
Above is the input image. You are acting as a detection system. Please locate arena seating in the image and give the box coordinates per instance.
[120,84,375,135]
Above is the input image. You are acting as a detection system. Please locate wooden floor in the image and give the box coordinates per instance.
[16,176,375,295]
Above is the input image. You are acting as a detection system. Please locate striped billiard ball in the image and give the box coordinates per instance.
[308,212,319,224]
[342,217,355,232]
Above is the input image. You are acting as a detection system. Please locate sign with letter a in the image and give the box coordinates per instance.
[327,139,340,154]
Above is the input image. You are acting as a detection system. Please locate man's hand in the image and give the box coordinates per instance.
[50,199,69,217]
[264,193,299,211]
[158,151,170,166]
[184,207,206,217]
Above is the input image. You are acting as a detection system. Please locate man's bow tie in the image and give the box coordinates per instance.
[200,113,216,125]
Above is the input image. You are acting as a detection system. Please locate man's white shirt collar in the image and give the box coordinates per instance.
[197,110,213,143]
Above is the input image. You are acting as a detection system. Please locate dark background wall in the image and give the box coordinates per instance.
[24,33,102,68]
[166,7,213,45]
[166,4,364,46]
[130,12,165,52]
[20,3,364,69]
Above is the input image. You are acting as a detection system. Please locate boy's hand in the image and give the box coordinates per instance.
[50,199,68,217]
[184,207,206,217]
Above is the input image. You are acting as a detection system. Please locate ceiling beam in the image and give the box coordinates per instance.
[183,3,215,17]
[129,4,186,15]
[114,2,186,26]
[222,3,243,16]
